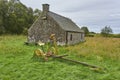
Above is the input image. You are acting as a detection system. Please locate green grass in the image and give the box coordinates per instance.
[0,35,120,80]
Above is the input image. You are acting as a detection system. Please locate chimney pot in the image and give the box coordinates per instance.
[42,4,49,12]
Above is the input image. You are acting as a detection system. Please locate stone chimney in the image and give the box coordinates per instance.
[42,4,49,12]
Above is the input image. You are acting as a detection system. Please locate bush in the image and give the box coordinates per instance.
[86,34,94,37]
[0,26,5,35]
[112,34,120,38]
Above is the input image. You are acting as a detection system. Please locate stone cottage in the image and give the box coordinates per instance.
[28,4,84,45]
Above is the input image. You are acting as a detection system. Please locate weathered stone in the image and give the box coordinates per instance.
[28,4,84,45]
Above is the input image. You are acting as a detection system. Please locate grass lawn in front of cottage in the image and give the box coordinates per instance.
[0,35,120,80]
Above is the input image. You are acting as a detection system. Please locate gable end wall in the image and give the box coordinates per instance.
[28,13,66,45]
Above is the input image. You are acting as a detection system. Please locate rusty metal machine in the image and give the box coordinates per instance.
[33,34,59,61]
[32,34,103,70]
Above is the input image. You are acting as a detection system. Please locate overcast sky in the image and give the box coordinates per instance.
[20,0,120,34]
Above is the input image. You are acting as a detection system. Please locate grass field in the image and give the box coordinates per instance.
[0,35,120,80]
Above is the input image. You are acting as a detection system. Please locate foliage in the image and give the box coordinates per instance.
[0,35,120,80]
[0,0,8,34]
[101,26,113,37]
[81,26,89,36]
[89,31,96,34]
[111,34,120,38]
[33,9,41,20]
[86,32,96,37]
[0,0,41,35]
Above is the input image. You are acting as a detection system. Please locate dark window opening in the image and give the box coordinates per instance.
[70,34,72,41]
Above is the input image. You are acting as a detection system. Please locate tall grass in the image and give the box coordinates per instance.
[66,37,120,60]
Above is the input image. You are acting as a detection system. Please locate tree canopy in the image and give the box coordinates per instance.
[0,0,41,35]
[81,26,89,35]
[101,26,113,37]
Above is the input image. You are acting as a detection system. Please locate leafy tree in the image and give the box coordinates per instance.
[0,0,8,34]
[0,0,41,35]
[33,9,41,20]
[101,26,113,37]
[81,26,89,36]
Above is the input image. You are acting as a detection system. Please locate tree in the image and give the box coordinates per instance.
[81,26,89,36]
[101,26,113,37]
[33,9,41,20]
[0,0,8,34]
[4,0,35,34]
[0,0,41,35]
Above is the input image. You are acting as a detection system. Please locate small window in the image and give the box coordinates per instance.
[70,34,72,41]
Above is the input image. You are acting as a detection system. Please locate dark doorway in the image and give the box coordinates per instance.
[70,34,72,41]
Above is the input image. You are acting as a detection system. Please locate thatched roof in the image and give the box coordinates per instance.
[48,11,84,33]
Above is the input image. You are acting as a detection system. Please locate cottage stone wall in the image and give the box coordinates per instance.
[67,32,84,45]
[28,4,84,45]
[28,14,66,44]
